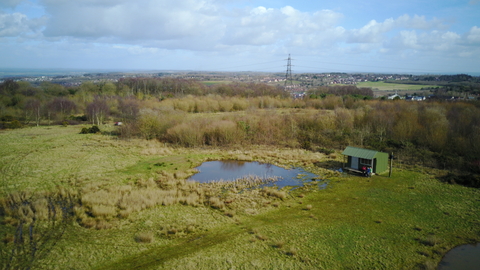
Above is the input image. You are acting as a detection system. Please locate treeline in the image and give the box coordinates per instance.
[416,74,477,82]
[385,74,480,95]
[116,78,289,98]
[307,85,374,99]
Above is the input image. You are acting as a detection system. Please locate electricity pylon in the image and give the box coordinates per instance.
[284,54,293,89]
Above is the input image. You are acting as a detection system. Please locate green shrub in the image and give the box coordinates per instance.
[6,120,22,129]
[80,125,100,134]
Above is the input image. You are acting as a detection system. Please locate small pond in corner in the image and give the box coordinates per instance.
[437,243,480,270]
[188,160,325,189]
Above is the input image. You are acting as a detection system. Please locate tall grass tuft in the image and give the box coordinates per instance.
[261,187,287,200]
[135,231,154,243]
[208,197,225,209]
[91,205,117,218]
[285,247,298,256]
[420,235,442,246]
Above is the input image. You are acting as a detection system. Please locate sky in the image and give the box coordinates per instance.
[1,0,479,74]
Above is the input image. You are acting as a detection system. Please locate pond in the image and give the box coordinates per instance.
[437,243,480,270]
[188,160,324,189]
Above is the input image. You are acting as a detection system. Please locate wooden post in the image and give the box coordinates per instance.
[389,152,393,177]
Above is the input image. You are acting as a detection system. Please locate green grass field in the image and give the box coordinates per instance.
[358,81,432,91]
[200,80,232,86]
[1,125,479,269]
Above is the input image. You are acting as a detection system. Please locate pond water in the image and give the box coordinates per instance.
[437,243,480,270]
[188,160,324,189]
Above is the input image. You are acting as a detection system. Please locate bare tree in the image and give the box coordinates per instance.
[45,98,76,123]
[86,97,110,125]
[24,98,42,126]
[118,98,139,122]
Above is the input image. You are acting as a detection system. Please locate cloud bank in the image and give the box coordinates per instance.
[1,0,479,72]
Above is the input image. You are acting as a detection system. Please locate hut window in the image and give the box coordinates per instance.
[359,158,371,165]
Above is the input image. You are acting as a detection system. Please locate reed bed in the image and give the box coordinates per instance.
[0,174,287,232]
[202,175,280,190]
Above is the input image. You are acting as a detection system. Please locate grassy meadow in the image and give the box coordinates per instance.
[1,125,479,269]
[357,81,430,91]
[200,81,232,86]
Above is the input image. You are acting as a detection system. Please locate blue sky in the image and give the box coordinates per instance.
[1,0,479,74]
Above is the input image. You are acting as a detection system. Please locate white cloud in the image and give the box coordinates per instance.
[347,14,446,44]
[399,30,419,49]
[395,14,445,30]
[466,26,480,44]
[223,6,343,47]
[42,0,223,44]
[1,1,479,72]
[0,12,46,37]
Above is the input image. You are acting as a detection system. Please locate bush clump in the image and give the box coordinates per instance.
[6,120,22,129]
[80,125,100,134]
[439,173,480,188]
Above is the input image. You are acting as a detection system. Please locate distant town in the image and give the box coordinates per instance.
[1,70,479,100]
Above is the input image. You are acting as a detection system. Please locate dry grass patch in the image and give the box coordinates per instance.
[208,197,225,210]
[420,235,442,247]
[91,205,117,218]
[272,240,285,249]
[261,187,287,200]
[256,234,269,241]
[135,231,154,243]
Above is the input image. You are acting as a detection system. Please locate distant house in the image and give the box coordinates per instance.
[387,93,402,100]
[413,96,426,101]
[341,146,389,175]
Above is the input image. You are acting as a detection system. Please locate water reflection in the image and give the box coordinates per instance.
[220,160,246,171]
[189,160,324,189]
